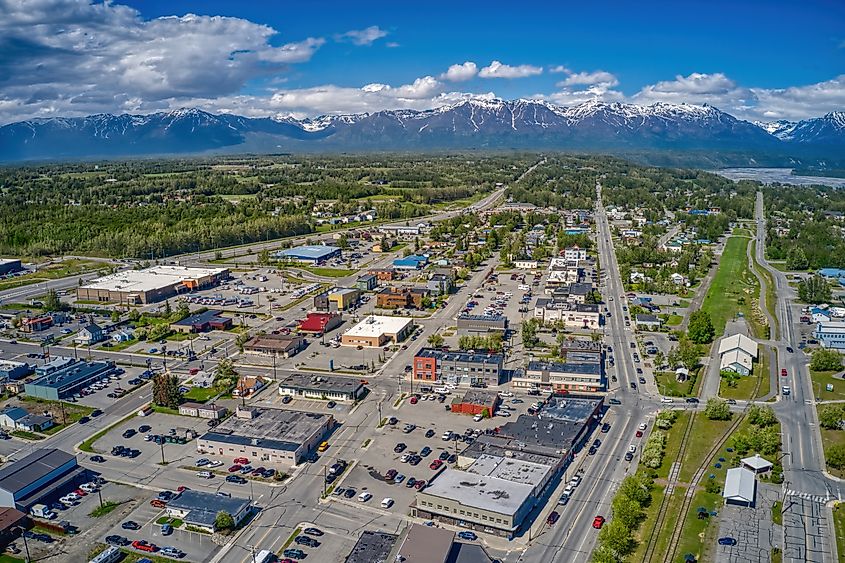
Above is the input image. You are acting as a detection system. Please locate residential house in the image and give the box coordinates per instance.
[74,323,104,345]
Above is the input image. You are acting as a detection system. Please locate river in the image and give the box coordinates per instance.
[713,167,845,188]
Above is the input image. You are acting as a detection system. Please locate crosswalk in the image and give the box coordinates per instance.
[785,489,834,504]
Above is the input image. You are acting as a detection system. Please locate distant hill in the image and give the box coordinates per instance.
[1,100,843,165]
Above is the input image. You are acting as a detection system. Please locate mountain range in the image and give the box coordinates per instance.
[1,99,843,164]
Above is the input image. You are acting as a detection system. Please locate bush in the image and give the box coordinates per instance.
[655,410,679,430]
[704,398,732,420]
[811,349,843,372]
[747,405,778,428]
[827,444,845,469]
[818,405,845,431]
[641,430,667,469]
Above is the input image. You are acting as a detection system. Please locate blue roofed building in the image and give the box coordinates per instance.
[274,245,341,265]
[165,489,251,533]
[815,321,845,350]
[393,255,428,270]
[818,268,845,279]
[25,360,114,401]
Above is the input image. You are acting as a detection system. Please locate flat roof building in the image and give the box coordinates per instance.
[344,530,399,563]
[25,360,114,401]
[450,390,500,416]
[0,259,22,276]
[341,315,414,348]
[456,314,508,335]
[274,245,341,264]
[314,288,360,312]
[299,312,343,335]
[242,334,305,357]
[78,265,229,305]
[170,309,232,333]
[279,373,367,402]
[0,360,30,381]
[413,348,504,388]
[517,360,604,393]
[34,356,74,377]
[396,523,455,563]
[166,489,250,533]
[0,449,81,510]
[197,407,333,467]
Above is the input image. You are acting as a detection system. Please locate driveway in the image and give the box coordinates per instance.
[715,484,781,563]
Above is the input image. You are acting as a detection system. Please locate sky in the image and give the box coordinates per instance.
[0,0,843,124]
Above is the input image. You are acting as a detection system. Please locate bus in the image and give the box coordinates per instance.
[89,546,121,563]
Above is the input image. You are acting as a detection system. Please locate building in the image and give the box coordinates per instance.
[368,267,395,281]
[723,467,756,507]
[233,376,268,398]
[0,259,22,276]
[33,356,74,377]
[563,246,587,263]
[634,314,663,331]
[514,260,539,270]
[356,274,377,291]
[170,310,232,333]
[0,507,28,547]
[178,402,227,420]
[298,312,343,335]
[413,349,504,387]
[24,360,114,401]
[0,361,30,381]
[815,321,845,350]
[274,245,341,265]
[16,414,53,433]
[344,530,399,563]
[242,334,305,357]
[78,265,229,305]
[197,407,333,467]
[165,489,250,533]
[393,255,428,270]
[0,449,82,511]
[427,273,452,296]
[741,454,773,474]
[341,315,415,348]
[74,323,104,345]
[0,407,28,429]
[19,316,53,333]
[450,390,500,416]
[314,288,360,312]
[718,334,759,376]
[376,287,429,310]
[518,360,604,393]
[456,314,508,335]
[379,223,429,238]
[534,299,600,329]
[278,373,367,402]
[396,524,454,563]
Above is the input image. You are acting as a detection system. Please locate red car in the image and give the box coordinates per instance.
[414,479,426,490]
[547,511,560,526]
[149,499,166,508]
[635,430,643,438]
[234,457,249,465]
[592,516,605,529]
[177,486,188,492]
[781,369,788,377]
[429,459,443,470]
[228,464,242,473]
[132,540,157,552]
[410,397,418,405]
[74,488,87,496]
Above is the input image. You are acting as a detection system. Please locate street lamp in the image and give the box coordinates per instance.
[14,526,30,562]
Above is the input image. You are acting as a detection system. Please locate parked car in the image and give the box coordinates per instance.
[457,530,478,540]
[122,521,140,530]
[718,537,737,546]
[132,540,157,552]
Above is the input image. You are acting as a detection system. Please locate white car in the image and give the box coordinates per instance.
[563,484,575,496]
[499,391,514,398]
[628,445,637,454]
[380,497,394,508]
[569,475,581,487]
[197,471,213,479]
[473,414,484,422]
[660,397,673,404]
[358,492,372,502]
[207,460,224,468]
[638,422,647,431]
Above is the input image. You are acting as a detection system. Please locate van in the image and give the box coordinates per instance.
[434,387,450,394]
[197,471,213,479]
[782,386,791,395]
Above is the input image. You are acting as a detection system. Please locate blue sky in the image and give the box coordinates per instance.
[1,0,843,123]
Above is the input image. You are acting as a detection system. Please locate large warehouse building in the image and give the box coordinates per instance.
[0,449,82,510]
[340,315,415,348]
[0,260,22,276]
[77,265,230,305]
[24,360,114,401]
[274,245,341,264]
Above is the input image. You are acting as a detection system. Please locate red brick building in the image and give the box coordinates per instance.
[449,390,500,416]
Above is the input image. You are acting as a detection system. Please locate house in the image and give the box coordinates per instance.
[0,407,28,429]
[814,321,845,350]
[74,323,104,345]
[630,272,646,284]
[19,316,53,333]
[675,367,690,381]
[178,402,227,420]
[233,376,267,398]
[16,414,53,433]
[718,334,759,375]
[635,314,662,331]
[165,490,250,533]
[811,307,833,324]
[563,246,587,262]
[426,273,452,296]
[723,467,756,507]
[669,273,689,286]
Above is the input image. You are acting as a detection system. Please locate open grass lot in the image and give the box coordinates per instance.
[678,416,734,483]
[296,266,358,278]
[810,369,845,401]
[665,314,683,326]
[182,386,219,402]
[656,371,694,397]
[720,352,769,400]
[833,502,845,559]
[0,258,103,291]
[701,236,761,338]
[751,240,779,337]
[675,489,723,563]
[818,412,845,479]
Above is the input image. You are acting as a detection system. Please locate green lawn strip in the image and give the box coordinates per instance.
[675,489,724,563]
[772,500,783,526]
[279,527,301,552]
[155,516,184,527]
[756,350,771,400]
[772,547,783,563]
[103,339,138,352]
[810,370,845,401]
[656,371,694,397]
[720,367,762,400]
[818,416,845,479]
[677,417,734,483]
[182,386,220,403]
[0,259,101,292]
[833,502,845,560]
[0,555,25,563]
[750,240,779,338]
[665,314,683,326]
[700,236,760,338]
[297,266,357,278]
[11,429,44,440]
[89,501,121,517]
[79,411,137,453]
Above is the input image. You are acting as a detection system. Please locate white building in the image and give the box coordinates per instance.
[340,315,415,347]
[718,334,759,376]
[514,260,539,270]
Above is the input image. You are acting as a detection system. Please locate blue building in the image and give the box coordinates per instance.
[818,268,845,279]
[0,448,81,510]
[25,360,114,401]
[34,356,75,377]
[0,360,31,381]
[393,255,428,270]
[0,259,22,276]
[274,245,341,265]
[815,321,845,350]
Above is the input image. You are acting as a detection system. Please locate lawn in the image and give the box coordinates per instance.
[297,266,357,278]
[700,236,760,338]
[182,387,219,403]
[0,259,102,292]
[751,240,779,338]
[675,489,724,563]
[833,502,845,560]
[11,430,44,441]
[772,500,783,526]
[665,314,683,326]
[89,501,121,517]
[656,371,695,397]
[809,370,845,401]
[720,356,767,400]
[818,412,845,479]
[678,416,734,482]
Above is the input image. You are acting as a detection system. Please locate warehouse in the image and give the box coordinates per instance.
[166,490,251,533]
[197,407,334,467]
[274,245,341,264]
[456,314,508,335]
[0,361,30,381]
[340,315,415,348]
[242,334,305,357]
[0,449,82,510]
[0,259,22,276]
[24,360,114,401]
[77,265,229,305]
[278,373,367,402]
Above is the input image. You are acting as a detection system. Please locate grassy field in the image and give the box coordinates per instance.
[701,236,761,338]
[810,369,845,401]
[656,371,694,397]
[719,352,769,400]
[751,240,779,338]
[296,266,357,278]
[665,314,683,326]
[678,416,735,482]
[833,502,845,559]
[818,412,845,479]
[0,259,103,292]
[183,386,219,403]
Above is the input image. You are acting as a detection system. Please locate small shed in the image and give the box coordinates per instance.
[740,454,773,474]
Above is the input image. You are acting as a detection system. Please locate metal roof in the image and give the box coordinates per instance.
[397,523,454,563]
[723,467,756,503]
[167,489,249,527]
[0,449,76,495]
[275,245,340,260]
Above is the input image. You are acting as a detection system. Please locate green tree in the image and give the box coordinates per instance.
[704,398,732,421]
[338,234,350,249]
[687,310,715,344]
[597,519,635,558]
[610,494,643,529]
[616,472,653,506]
[427,333,444,347]
[810,349,843,372]
[163,299,172,317]
[818,405,844,430]
[214,511,235,531]
[152,373,182,409]
[521,318,539,348]
[110,310,120,323]
[798,275,831,304]
[257,249,270,265]
[827,444,845,470]
[747,405,778,428]
[677,336,701,370]
[653,350,665,370]
[785,247,809,270]
[43,289,64,312]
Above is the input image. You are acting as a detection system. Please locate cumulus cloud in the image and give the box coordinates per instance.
[478,60,543,79]
[549,65,571,74]
[440,61,478,82]
[558,70,619,87]
[335,25,388,46]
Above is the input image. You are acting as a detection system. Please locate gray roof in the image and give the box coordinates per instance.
[200,407,329,452]
[636,314,660,323]
[0,449,76,494]
[416,348,504,366]
[723,467,756,503]
[167,489,250,527]
[345,530,399,563]
[526,361,602,376]
[447,542,495,563]
[279,373,364,395]
[398,524,455,563]
[420,468,534,517]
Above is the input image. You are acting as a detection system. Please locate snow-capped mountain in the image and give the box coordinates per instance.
[1,99,842,162]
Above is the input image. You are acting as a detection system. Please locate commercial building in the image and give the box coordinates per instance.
[393,255,429,270]
[356,274,377,291]
[197,407,333,467]
[514,260,539,269]
[0,449,82,511]
[242,334,305,357]
[165,489,250,533]
[298,312,343,335]
[427,273,453,296]
[814,321,845,350]
[563,246,588,263]
[450,390,500,416]
[0,259,22,276]
[376,287,430,310]
[456,314,508,335]
[314,288,360,312]
[344,530,399,563]
[178,403,227,420]
[0,361,30,381]
[368,267,395,281]
[718,333,759,376]
[635,314,663,331]
[278,373,367,402]
[533,299,600,329]
[413,349,504,387]
[78,265,229,305]
[19,316,53,333]
[24,360,114,401]
[723,467,757,507]
[379,223,429,238]
[170,310,232,333]
[274,245,341,264]
[33,356,74,377]
[516,360,604,393]
[74,322,104,345]
[341,315,414,348]
[396,524,454,563]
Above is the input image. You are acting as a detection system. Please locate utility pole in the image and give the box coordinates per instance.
[272,354,277,382]
[17,527,30,563]
[323,465,327,498]
[160,440,165,465]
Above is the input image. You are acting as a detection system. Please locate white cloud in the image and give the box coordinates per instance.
[549,65,570,74]
[440,61,478,82]
[335,25,388,46]
[558,70,618,87]
[478,60,543,79]
[386,42,400,48]
[749,75,845,120]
